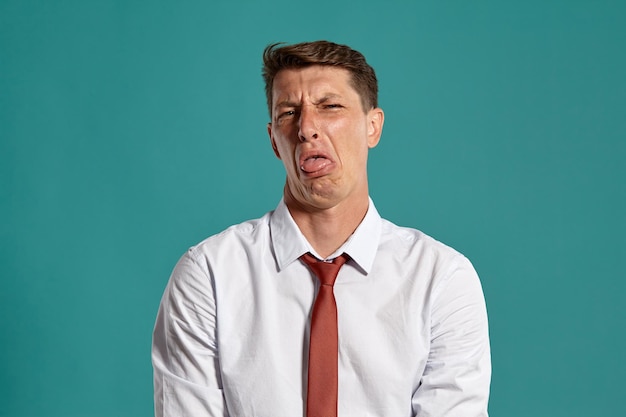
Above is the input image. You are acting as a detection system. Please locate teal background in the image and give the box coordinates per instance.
[1,1,624,416]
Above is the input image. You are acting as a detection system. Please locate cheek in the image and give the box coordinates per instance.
[337,142,368,173]
[332,115,368,138]
[274,126,298,152]
[274,139,298,169]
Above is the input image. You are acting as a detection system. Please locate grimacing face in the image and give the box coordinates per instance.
[267,66,384,212]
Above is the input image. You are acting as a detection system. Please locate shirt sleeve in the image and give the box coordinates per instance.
[412,255,491,417]
[152,250,229,417]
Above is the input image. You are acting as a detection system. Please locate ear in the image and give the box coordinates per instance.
[268,123,281,159]
[366,108,384,148]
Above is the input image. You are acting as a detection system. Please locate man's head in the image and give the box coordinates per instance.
[262,40,378,117]
[264,41,384,214]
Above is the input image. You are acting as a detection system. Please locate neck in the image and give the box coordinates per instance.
[284,187,369,259]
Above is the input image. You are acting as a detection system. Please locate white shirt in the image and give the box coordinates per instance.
[152,199,490,417]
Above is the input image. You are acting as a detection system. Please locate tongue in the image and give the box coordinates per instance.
[301,157,330,173]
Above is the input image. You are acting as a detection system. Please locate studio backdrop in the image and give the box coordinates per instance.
[1,1,624,416]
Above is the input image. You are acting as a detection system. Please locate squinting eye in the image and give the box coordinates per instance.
[324,104,342,109]
[275,110,298,125]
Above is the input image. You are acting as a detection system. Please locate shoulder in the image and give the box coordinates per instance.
[380,218,465,260]
[377,218,477,287]
[160,210,274,310]
[185,211,273,266]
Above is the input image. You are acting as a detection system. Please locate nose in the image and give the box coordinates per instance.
[297,106,319,142]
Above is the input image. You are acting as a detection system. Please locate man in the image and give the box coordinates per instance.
[152,40,490,417]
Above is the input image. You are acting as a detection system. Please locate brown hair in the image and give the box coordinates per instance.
[262,40,378,116]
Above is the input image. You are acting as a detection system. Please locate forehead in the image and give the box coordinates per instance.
[272,66,357,104]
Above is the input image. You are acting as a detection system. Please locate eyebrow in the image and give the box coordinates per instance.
[274,94,344,111]
[274,100,299,110]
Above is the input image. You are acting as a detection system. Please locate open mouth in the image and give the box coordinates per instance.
[300,155,332,174]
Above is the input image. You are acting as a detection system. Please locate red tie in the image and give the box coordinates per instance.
[300,252,349,417]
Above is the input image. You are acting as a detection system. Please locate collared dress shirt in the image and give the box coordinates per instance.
[152,198,491,417]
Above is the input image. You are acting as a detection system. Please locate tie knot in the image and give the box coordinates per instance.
[300,253,348,286]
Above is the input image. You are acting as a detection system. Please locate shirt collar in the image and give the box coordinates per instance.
[270,198,382,275]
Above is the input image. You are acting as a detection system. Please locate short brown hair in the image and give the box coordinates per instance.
[262,40,378,116]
